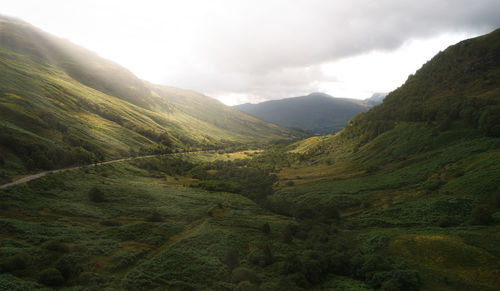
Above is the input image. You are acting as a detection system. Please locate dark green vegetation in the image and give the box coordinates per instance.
[0,15,304,181]
[0,152,429,290]
[1,16,500,291]
[233,92,371,135]
[275,29,500,290]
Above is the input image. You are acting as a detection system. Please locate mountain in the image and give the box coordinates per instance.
[0,15,304,178]
[0,15,499,291]
[233,92,371,135]
[364,92,387,105]
[270,29,500,290]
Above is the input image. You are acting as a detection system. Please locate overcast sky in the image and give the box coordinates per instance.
[3,1,500,105]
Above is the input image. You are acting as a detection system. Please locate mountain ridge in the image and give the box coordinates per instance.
[234,92,371,135]
[0,15,304,178]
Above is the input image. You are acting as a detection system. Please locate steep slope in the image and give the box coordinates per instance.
[0,16,303,178]
[269,29,500,290]
[342,29,500,144]
[234,92,371,135]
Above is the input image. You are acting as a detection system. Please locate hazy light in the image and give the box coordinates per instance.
[2,1,498,105]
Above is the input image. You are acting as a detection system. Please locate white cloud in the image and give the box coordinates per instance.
[2,0,499,105]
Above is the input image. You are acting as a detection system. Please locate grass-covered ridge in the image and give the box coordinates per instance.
[0,15,305,180]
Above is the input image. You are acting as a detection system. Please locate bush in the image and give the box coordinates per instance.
[146,210,164,222]
[231,267,260,284]
[100,220,122,226]
[282,228,293,244]
[234,281,259,291]
[471,205,494,225]
[88,187,106,202]
[479,105,500,137]
[372,269,421,291]
[39,268,65,286]
[262,222,270,234]
[56,257,81,279]
[283,254,303,274]
[0,254,29,273]
[43,241,70,253]
[223,248,240,270]
[248,245,274,267]
[437,216,461,227]
[262,244,275,266]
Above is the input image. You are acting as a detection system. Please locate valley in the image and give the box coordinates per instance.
[0,13,499,291]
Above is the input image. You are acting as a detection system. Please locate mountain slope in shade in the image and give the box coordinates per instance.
[0,15,304,178]
[234,93,371,135]
[273,29,500,290]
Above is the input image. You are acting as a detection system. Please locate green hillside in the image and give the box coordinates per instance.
[234,92,371,135]
[269,29,500,290]
[1,15,500,291]
[0,15,303,180]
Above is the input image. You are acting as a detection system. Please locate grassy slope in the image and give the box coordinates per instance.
[272,30,500,290]
[0,154,305,290]
[0,16,303,178]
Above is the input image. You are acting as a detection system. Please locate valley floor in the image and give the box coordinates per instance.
[1,147,499,290]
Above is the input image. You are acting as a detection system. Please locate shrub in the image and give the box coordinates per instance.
[479,105,500,137]
[437,216,461,227]
[88,187,106,202]
[223,248,240,270]
[56,257,81,279]
[320,205,340,221]
[471,205,494,225]
[372,269,421,291]
[234,281,259,291]
[494,191,500,207]
[262,244,275,266]
[262,222,270,234]
[282,228,293,244]
[326,251,350,276]
[287,272,309,288]
[39,268,65,286]
[146,210,164,222]
[0,254,29,273]
[43,241,70,253]
[283,254,303,274]
[100,220,122,226]
[285,181,295,186]
[231,267,260,284]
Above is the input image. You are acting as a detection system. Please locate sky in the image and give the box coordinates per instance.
[2,1,500,105]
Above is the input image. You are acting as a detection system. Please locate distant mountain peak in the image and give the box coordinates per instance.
[307,92,333,98]
[234,93,371,135]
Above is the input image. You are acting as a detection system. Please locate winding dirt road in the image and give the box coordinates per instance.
[0,154,160,189]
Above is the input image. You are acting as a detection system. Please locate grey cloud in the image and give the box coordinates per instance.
[160,0,499,101]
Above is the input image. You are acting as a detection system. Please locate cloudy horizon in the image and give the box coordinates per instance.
[3,0,500,105]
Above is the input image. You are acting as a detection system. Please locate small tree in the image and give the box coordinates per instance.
[262,222,270,234]
[231,267,260,284]
[471,205,494,225]
[147,210,164,222]
[39,268,65,286]
[224,248,240,270]
[88,187,105,203]
[282,227,293,244]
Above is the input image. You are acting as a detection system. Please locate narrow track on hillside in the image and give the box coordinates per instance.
[0,153,198,189]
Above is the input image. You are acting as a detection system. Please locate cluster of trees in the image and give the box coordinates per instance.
[190,159,277,201]
[342,31,500,144]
